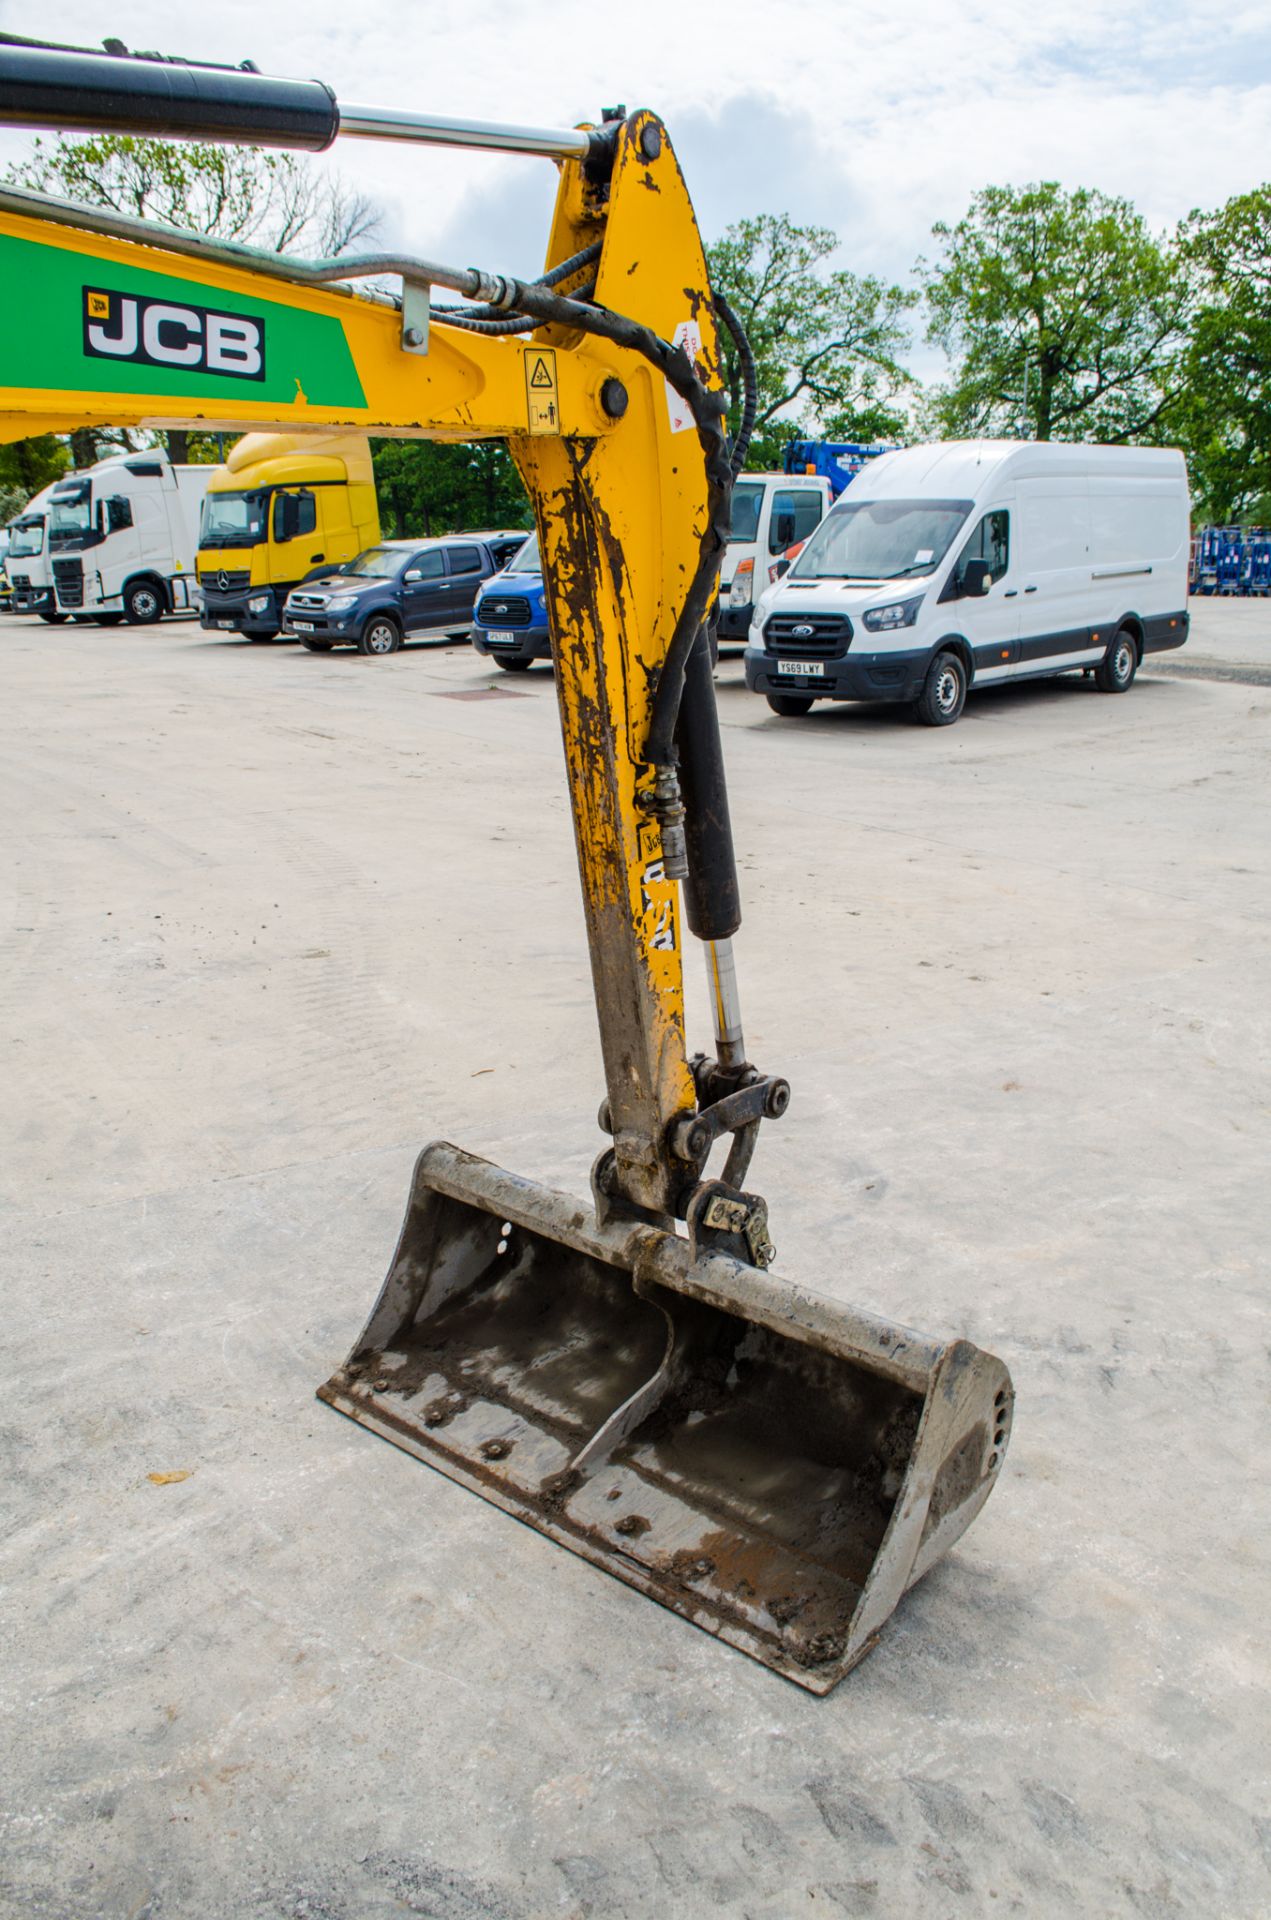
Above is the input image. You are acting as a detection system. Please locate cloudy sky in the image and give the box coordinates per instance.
[3,0,1269,366]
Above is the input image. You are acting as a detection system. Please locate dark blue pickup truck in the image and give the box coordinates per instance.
[281,532,526,655]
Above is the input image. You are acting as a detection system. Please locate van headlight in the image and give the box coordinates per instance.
[862,594,924,631]
[247,593,271,615]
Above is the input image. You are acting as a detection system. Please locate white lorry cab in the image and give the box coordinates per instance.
[743,441,1191,725]
[717,470,832,645]
[4,478,64,618]
[46,450,212,624]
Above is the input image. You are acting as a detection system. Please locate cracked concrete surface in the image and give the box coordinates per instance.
[2,604,1268,1918]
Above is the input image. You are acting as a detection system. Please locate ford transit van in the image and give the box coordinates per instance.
[743,441,1190,725]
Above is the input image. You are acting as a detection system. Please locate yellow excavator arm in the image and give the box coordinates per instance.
[0,39,1013,1691]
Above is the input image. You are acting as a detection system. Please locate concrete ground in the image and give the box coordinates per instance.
[2,602,1268,1919]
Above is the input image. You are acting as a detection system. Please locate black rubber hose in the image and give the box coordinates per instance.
[675,624,741,942]
[714,291,757,478]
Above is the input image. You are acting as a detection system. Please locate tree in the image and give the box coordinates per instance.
[707,215,914,467]
[371,442,530,540]
[922,183,1189,442]
[0,433,68,507]
[1171,186,1271,521]
[3,133,380,467]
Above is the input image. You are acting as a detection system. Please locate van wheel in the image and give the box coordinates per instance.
[914,649,967,726]
[1095,629,1137,693]
[766,693,814,716]
[359,617,401,656]
[124,580,165,625]
[495,655,533,672]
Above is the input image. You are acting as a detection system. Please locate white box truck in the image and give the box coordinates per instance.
[4,478,64,619]
[744,440,1190,724]
[46,450,212,624]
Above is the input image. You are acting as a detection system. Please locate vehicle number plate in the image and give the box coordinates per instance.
[291,620,315,632]
[488,630,516,644]
[782,658,824,677]
[216,620,236,629]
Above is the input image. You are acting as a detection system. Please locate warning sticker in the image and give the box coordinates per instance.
[525,348,559,434]
[665,319,702,434]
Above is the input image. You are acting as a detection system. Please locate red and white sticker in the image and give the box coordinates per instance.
[665,319,703,434]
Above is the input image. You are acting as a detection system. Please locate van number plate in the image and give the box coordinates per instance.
[487,630,516,644]
[781,658,824,677]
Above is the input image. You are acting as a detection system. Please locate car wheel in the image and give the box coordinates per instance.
[1094,628,1138,693]
[766,693,814,717]
[495,655,533,672]
[358,617,401,657]
[301,639,334,652]
[914,649,967,726]
[37,610,68,624]
[124,580,164,625]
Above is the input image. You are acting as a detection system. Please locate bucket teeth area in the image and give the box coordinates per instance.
[319,1144,1012,1692]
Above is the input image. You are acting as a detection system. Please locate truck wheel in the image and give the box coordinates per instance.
[124,580,165,625]
[766,693,814,717]
[358,617,401,657]
[1094,629,1137,693]
[37,610,68,625]
[495,656,533,672]
[914,649,966,726]
[301,639,333,652]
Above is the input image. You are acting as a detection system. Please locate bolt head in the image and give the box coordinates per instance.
[639,123,662,160]
[600,377,629,420]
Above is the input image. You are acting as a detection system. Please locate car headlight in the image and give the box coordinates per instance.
[862,594,924,632]
[326,595,357,613]
[247,593,271,614]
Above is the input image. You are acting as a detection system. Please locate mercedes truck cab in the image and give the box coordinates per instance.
[744,440,1190,725]
[197,432,380,640]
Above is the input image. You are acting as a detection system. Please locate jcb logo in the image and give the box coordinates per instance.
[82,287,266,381]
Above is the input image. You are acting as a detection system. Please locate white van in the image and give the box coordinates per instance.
[743,441,1190,724]
[717,471,832,645]
[47,450,212,624]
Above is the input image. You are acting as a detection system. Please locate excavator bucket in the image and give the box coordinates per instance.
[320,1143,1013,1692]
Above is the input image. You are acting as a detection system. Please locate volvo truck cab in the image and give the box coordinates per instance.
[47,450,210,622]
[197,432,380,639]
[4,478,62,617]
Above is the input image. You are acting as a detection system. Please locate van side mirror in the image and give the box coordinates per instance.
[774,513,796,549]
[403,568,422,583]
[962,558,992,597]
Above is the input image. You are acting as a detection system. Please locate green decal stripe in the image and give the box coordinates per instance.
[0,232,367,409]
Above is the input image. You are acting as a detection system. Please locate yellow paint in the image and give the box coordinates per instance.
[0,111,726,1213]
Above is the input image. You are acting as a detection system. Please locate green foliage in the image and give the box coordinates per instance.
[1171,186,1271,521]
[5,133,379,255]
[707,215,914,467]
[922,183,1189,442]
[372,442,531,540]
[0,434,68,507]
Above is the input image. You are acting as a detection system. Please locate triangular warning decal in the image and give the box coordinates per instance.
[529,357,554,389]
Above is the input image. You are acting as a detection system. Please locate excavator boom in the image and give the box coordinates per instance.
[0,40,1013,1689]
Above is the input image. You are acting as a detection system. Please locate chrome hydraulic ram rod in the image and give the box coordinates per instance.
[0,42,598,162]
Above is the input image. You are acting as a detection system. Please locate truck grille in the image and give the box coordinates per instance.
[476,592,533,628]
[200,567,251,595]
[763,611,852,656]
[10,572,29,590]
[53,557,84,608]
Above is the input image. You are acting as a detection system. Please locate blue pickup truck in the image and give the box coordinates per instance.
[470,532,550,671]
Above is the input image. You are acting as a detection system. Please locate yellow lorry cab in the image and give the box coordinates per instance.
[196,431,380,640]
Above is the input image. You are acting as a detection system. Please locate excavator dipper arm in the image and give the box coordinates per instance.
[0,42,1013,1690]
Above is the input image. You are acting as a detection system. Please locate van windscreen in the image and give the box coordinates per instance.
[792,498,973,582]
